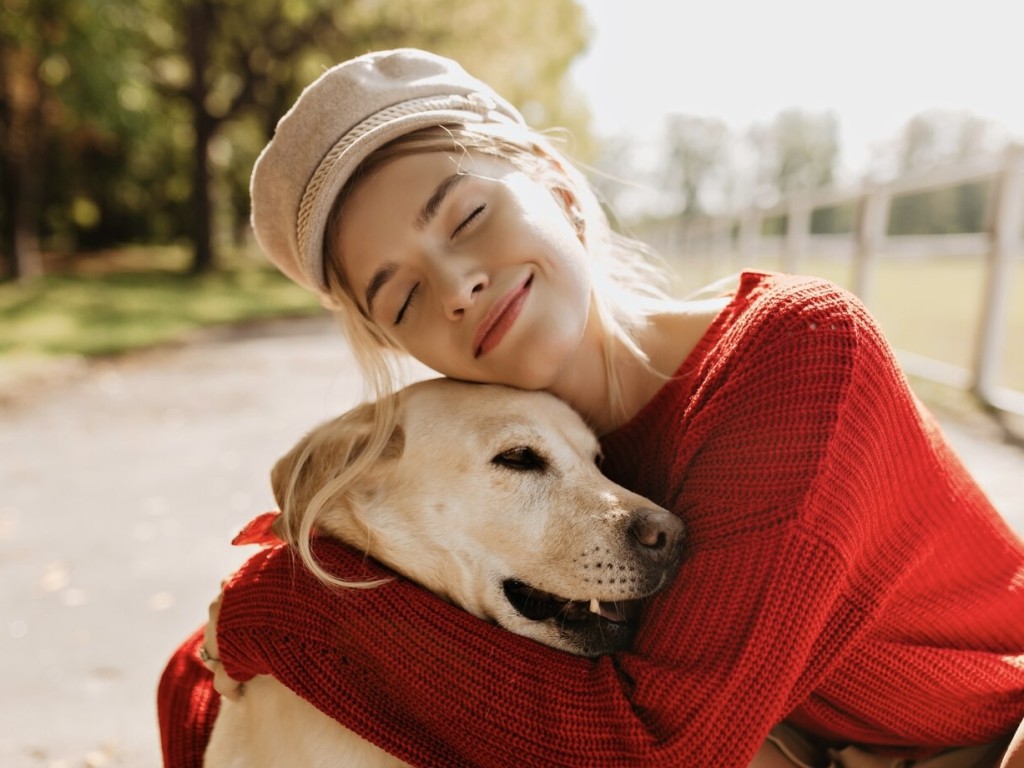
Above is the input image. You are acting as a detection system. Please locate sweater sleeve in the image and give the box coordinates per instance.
[216,278,907,767]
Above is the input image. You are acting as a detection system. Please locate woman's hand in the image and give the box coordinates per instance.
[201,585,245,701]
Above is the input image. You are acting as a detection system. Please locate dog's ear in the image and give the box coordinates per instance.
[269,430,316,541]
[270,403,405,543]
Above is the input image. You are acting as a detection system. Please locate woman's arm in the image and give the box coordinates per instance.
[216,525,858,767]
[218,542,662,766]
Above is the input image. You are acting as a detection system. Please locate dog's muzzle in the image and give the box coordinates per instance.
[501,506,685,656]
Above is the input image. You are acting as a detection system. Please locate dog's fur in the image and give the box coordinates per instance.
[204,379,684,767]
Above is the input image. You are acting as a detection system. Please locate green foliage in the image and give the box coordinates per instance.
[1,0,192,254]
[761,201,856,237]
[887,182,991,235]
[664,115,730,217]
[752,109,840,197]
[810,203,855,235]
[2,0,590,272]
[760,214,786,237]
[884,111,999,235]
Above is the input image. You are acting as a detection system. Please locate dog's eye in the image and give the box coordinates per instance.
[492,446,547,472]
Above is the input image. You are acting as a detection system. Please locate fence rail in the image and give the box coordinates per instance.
[637,145,1024,417]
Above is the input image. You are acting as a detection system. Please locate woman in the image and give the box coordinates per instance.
[158,48,1024,767]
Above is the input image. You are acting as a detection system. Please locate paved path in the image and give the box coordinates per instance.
[1,316,1021,767]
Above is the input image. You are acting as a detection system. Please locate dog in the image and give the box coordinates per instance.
[204,379,685,767]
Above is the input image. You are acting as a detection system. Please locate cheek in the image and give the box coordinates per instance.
[399,322,469,378]
[540,216,591,296]
[565,253,591,309]
[544,238,592,332]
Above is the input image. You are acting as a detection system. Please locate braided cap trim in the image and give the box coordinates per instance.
[295,93,500,278]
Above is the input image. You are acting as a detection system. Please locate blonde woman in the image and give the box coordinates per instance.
[159,49,1024,767]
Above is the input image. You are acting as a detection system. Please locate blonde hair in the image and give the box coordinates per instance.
[283,122,675,585]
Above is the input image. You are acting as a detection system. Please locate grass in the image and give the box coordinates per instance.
[0,245,323,359]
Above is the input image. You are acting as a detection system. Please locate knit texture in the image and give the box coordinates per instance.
[158,626,219,767]
[157,272,1024,767]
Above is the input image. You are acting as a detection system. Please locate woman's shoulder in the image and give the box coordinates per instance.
[730,272,910,407]
[625,271,896,434]
[675,270,899,397]
[712,271,884,357]
[733,270,867,323]
[605,272,902,485]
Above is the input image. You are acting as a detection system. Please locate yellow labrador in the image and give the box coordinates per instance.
[204,379,684,768]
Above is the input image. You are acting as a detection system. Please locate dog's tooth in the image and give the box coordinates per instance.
[589,597,601,615]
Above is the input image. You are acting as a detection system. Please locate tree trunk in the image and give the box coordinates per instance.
[190,108,215,274]
[0,45,45,280]
[0,107,17,279]
[185,0,215,274]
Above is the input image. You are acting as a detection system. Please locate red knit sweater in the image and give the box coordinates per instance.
[158,272,1024,767]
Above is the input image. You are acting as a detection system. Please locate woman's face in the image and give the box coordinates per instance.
[335,150,593,390]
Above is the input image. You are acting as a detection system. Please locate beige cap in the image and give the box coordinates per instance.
[250,48,526,294]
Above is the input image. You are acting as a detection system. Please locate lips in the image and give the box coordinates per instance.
[473,275,532,358]
[501,579,638,625]
[501,578,644,655]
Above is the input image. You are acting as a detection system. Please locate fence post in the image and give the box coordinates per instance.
[738,208,762,268]
[852,183,890,306]
[973,144,1024,407]
[783,196,811,274]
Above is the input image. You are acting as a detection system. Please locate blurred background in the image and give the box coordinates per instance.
[1,0,1022,766]
[1,0,1021,407]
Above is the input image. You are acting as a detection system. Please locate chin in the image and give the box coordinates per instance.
[510,326,588,391]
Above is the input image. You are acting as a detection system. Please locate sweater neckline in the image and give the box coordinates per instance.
[602,270,775,450]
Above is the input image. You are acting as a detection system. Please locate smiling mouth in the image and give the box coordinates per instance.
[501,579,640,626]
[473,275,532,358]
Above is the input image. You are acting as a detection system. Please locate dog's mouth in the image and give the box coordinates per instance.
[501,579,642,628]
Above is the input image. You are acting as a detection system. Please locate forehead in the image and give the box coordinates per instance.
[340,151,512,234]
[405,383,598,454]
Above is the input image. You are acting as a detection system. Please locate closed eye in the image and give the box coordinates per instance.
[492,446,547,472]
[451,204,486,239]
[394,283,420,326]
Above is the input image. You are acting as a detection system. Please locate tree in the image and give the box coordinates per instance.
[897,109,1002,174]
[1,0,170,280]
[888,110,1005,234]
[749,109,839,203]
[1,0,54,279]
[1,0,590,277]
[663,114,731,218]
[139,0,590,273]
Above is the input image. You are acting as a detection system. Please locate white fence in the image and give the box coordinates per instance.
[638,146,1024,417]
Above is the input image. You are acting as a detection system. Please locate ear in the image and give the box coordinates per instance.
[545,180,585,240]
[269,403,405,543]
[556,190,585,241]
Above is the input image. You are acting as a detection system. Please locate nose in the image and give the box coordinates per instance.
[434,260,487,320]
[627,508,685,564]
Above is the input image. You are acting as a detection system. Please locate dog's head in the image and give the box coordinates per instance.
[270,378,684,657]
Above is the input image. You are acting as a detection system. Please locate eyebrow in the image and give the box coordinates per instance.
[364,173,469,314]
[365,263,397,316]
[416,173,468,228]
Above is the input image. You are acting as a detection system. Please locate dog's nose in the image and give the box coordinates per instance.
[628,509,684,562]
